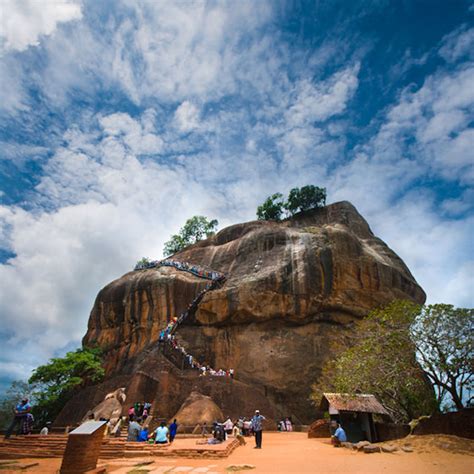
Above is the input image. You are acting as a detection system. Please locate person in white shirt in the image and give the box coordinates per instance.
[40,422,51,435]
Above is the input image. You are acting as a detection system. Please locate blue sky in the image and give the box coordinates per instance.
[0,0,473,394]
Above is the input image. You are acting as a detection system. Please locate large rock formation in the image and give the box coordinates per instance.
[171,391,224,426]
[57,202,425,426]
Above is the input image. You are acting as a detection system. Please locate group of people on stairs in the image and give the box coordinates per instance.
[138,258,234,379]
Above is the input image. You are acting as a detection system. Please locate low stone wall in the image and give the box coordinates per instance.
[375,422,410,442]
[412,409,474,439]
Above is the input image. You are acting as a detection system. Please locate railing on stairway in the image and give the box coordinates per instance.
[135,258,230,375]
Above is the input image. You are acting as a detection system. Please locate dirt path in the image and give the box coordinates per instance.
[2,432,472,473]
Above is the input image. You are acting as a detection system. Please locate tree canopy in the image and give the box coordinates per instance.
[311,301,473,421]
[286,185,326,214]
[163,216,218,256]
[28,347,104,425]
[256,193,286,221]
[412,304,473,411]
[256,185,327,220]
[311,301,436,422]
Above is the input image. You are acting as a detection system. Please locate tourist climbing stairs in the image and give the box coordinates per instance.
[139,259,226,373]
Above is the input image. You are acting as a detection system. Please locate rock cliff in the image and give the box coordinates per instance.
[59,201,425,426]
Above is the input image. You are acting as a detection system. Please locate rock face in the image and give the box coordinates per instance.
[64,202,425,425]
[171,391,224,426]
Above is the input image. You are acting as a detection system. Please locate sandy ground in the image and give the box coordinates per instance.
[0,432,472,473]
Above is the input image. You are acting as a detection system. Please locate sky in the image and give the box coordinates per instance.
[0,0,473,395]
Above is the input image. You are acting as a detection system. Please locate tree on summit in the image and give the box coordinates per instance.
[163,216,218,256]
[285,185,326,214]
[256,185,327,221]
[256,193,286,221]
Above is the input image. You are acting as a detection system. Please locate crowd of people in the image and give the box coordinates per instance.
[134,258,226,283]
[127,416,179,444]
[128,401,152,422]
[142,259,234,378]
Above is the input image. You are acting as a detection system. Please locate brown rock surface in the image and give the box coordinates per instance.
[308,419,330,438]
[68,201,425,425]
[171,391,224,426]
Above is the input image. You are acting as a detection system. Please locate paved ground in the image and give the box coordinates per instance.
[1,432,472,473]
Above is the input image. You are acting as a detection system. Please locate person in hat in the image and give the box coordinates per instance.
[250,410,266,449]
[4,398,31,439]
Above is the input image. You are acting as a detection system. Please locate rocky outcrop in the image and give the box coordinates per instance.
[171,391,224,426]
[71,201,425,424]
[307,419,330,438]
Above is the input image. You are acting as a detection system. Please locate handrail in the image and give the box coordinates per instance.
[137,258,232,377]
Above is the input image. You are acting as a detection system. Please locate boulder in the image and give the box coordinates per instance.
[63,201,425,425]
[381,444,398,453]
[171,391,224,426]
[341,441,355,449]
[354,440,371,451]
[401,445,414,453]
[363,444,382,453]
[308,419,330,438]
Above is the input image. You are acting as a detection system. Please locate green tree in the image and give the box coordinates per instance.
[28,347,104,425]
[256,193,286,221]
[310,301,436,422]
[135,257,151,270]
[412,304,473,410]
[0,381,36,430]
[163,216,218,256]
[285,185,326,215]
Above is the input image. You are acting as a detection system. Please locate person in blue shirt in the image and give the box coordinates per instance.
[251,410,266,449]
[4,398,31,439]
[137,427,149,442]
[331,423,347,446]
[169,419,178,443]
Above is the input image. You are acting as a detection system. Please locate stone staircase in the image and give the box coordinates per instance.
[0,435,239,460]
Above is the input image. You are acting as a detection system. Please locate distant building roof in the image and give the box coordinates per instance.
[320,393,390,416]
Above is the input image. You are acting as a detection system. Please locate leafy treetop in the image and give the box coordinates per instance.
[28,347,104,425]
[257,185,326,221]
[163,215,218,256]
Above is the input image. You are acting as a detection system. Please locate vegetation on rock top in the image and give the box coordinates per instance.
[257,185,326,221]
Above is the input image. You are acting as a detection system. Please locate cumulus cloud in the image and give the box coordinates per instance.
[174,101,200,133]
[0,0,82,53]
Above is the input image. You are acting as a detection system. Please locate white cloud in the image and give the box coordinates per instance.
[174,101,200,133]
[0,0,82,53]
[286,64,360,127]
[439,26,474,63]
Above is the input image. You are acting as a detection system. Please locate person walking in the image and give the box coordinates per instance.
[251,410,266,449]
[169,419,178,443]
[4,398,31,439]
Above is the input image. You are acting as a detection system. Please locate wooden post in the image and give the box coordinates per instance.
[59,421,106,473]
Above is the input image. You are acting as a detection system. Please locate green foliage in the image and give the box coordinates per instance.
[0,381,36,430]
[285,185,326,214]
[311,301,437,422]
[256,193,286,221]
[256,185,327,221]
[135,257,151,268]
[412,304,474,410]
[28,347,104,425]
[163,216,218,256]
